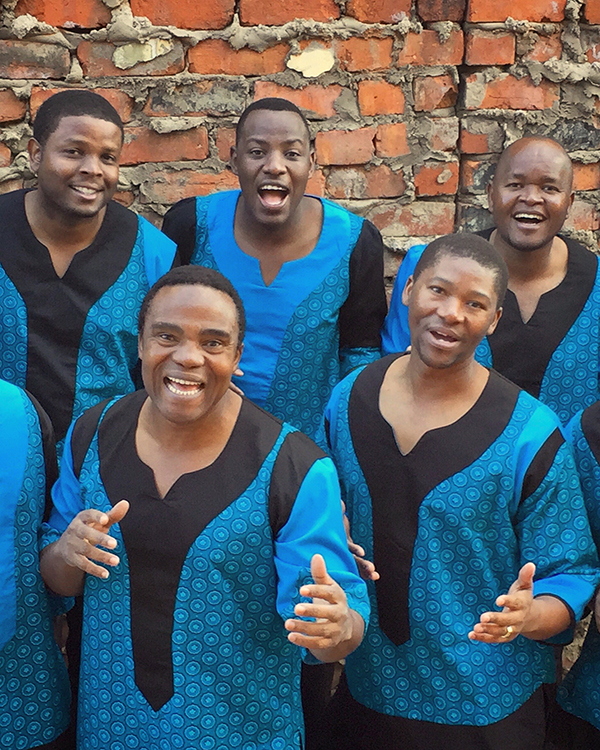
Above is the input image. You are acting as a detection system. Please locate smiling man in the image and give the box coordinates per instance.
[321,233,599,750]
[162,97,387,440]
[40,266,369,750]
[382,137,598,423]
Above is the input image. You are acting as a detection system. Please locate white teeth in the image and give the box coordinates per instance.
[169,376,199,386]
[165,377,202,397]
[73,186,98,195]
[260,185,287,191]
[515,213,543,221]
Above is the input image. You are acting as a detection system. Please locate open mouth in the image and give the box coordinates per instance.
[164,376,204,398]
[71,186,100,198]
[430,329,459,345]
[258,184,289,209]
[513,212,545,226]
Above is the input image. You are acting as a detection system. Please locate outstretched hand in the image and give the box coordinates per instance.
[55,500,129,580]
[469,562,536,644]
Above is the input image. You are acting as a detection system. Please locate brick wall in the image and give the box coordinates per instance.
[1,0,599,282]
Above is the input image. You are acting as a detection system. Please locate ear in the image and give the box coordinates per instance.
[307,145,316,178]
[486,180,494,213]
[487,307,503,336]
[138,335,144,361]
[28,137,42,175]
[230,145,238,176]
[401,275,414,307]
[234,342,244,370]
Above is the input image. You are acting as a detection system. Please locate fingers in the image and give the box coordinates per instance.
[516,562,536,589]
[354,555,380,581]
[310,554,333,587]
[104,500,129,529]
[468,624,517,644]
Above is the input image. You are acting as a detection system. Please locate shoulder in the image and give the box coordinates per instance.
[562,234,599,276]
[0,188,25,211]
[162,196,198,229]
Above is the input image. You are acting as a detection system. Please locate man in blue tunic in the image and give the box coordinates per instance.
[382,137,599,424]
[322,233,599,749]
[162,97,387,440]
[0,380,70,749]
[40,266,369,750]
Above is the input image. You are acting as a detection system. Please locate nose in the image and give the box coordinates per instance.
[438,295,463,323]
[79,153,103,176]
[172,339,205,368]
[520,184,544,204]
[263,149,285,174]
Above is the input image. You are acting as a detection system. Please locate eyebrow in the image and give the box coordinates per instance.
[245,136,306,146]
[505,171,562,183]
[150,323,233,339]
[430,276,493,303]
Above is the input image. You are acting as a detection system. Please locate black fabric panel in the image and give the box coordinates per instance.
[161,196,197,266]
[520,428,564,505]
[348,356,520,646]
[27,390,58,517]
[70,398,111,479]
[97,393,282,710]
[268,430,327,537]
[478,228,598,398]
[580,401,600,467]
[0,191,139,440]
[338,220,387,350]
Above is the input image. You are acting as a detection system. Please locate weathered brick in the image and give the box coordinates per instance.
[315,127,376,166]
[141,169,239,204]
[459,119,504,153]
[564,200,600,231]
[573,162,600,191]
[130,0,234,29]
[585,40,600,63]
[521,34,562,62]
[346,0,411,22]
[77,41,185,77]
[375,122,410,157]
[414,161,459,196]
[326,165,406,199]
[0,41,70,79]
[113,191,135,208]
[413,75,458,111]
[417,0,466,21]
[0,89,27,123]
[468,0,566,21]
[368,201,455,235]
[15,0,110,28]
[336,37,394,72]
[216,128,236,161]
[30,87,135,122]
[585,0,600,23]
[120,126,209,166]
[254,82,343,118]
[397,29,464,66]
[430,118,459,151]
[0,143,12,168]
[145,81,247,117]
[465,30,515,65]
[358,80,405,116]
[307,169,326,196]
[464,73,559,110]
[239,0,339,25]
[189,40,289,75]
[460,158,497,193]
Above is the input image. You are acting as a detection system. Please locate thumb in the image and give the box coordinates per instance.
[105,499,130,529]
[310,554,332,586]
[516,562,536,590]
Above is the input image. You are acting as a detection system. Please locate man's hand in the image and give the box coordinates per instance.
[54,499,129,579]
[469,562,535,644]
[342,501,379,581]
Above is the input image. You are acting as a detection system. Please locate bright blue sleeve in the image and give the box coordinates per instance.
[274,456,370,629]
[139,216,178,286]
[565,409,600,551]
[381,244,426,355]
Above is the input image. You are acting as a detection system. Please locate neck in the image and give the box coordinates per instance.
[403,351,484,402]
[25,189,106,250]
[236,195,307,251]
[491,229,560,283]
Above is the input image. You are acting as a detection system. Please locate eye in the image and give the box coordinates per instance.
[467,300,484,309]
[505,182,522,189]
[102,153,117,163]
[63,148,80,156]
[286,150,301,159]
[543,185,559,193]
[429,285,444,294]
[204,340,225,351]
[157,332,176,343]
[249,149,264,158]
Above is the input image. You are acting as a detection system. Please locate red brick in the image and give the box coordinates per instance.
[189,40,288,75]
[15,0,110,28]
[464,72,559,110]
[413,75,458,111]
[0,90,27,123]
[0,144,11,168]
[460,158,497,193]
[414,161,459,196]
[254,82,343,118]
[141,169,239,204]
[417,0,466,21]
[460,129,488,154]
[316,127,376,166]
[465,30,515,65]
[564,200,600,231]
[120,126,209,166]
[586,41,600,63]
[430,118,459,151]
[336,37,394,72]
[77,41,185,77]
[585,0,600,23]
[467,0,566,21]
[216,128,236,161]
[306,169,326,196]
[0,41,70,79]
[397,29,464,66]
[239,0,339,25]
[145,81,247,117]
[358,80,405,116]
[347,0,411,22]
[375,122,409,157]
[368,201,455,236]
[573,162,600,191]
[113,191,135,208]
[131,0,234,29]
[326,165,406,199]
[30,87,135,122]
[522,34,562,62]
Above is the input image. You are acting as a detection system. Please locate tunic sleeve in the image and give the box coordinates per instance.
[161,197,198,266]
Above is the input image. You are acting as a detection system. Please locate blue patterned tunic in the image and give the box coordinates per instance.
[0,380,70,749]
[323,355,599,731]
[43,392,369,750]
[381,233,600,424]
[162,190,386,438]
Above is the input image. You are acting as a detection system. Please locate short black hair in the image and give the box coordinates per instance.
[33,89,124,146]
[412,233,508,308]
[235,97,312,145]
[138,266,246,344]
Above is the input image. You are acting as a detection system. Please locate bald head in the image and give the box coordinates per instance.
[494,137,573,191]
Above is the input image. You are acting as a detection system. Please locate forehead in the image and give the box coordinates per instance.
[239,109,310,143]
[147,284,239,328]
[47,114,123,145]
[497,141,571,183]
[421,254,498,294]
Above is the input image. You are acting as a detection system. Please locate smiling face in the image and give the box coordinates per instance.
[230,108,315,229]
[138,284,243,427]
[403,254,502,370]
[28,114,121,220]
[488,139,574,254]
